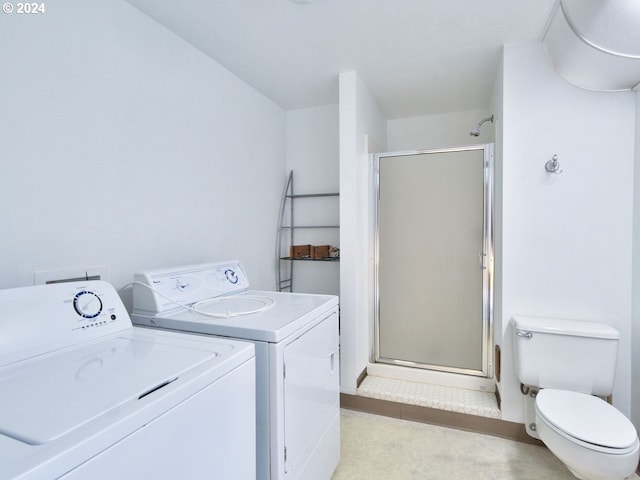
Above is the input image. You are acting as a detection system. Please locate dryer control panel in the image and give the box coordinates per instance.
[132,261,249,315]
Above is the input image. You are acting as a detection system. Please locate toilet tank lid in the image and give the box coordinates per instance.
[511,316,619,339]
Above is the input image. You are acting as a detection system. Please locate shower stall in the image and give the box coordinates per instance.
[372,144,494,380]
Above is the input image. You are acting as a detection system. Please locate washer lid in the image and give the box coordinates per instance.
[536,389,638,449]
[0,334,219,445]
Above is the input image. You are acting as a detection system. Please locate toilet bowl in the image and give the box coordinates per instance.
[535,389,640,480]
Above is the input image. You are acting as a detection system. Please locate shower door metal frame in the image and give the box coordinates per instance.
[372,144,494,378]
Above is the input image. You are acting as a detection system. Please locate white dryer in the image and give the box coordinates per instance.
[131,261,340,480]
[0,280,256,480]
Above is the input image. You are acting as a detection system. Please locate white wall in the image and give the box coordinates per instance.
[387,109,494,151]
[339,71,387,393]
[632,87,640,433]
[491,49,506,401]
[284,105,340,295]
[286,105,340,193]
[499,41,636,422]
[0,0,285,296]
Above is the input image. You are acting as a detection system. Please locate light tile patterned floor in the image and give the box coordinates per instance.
[357,375,502,419]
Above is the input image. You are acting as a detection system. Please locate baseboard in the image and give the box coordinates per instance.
[355,368,367,388]
[494,386,502,410]
[340,393,542,446]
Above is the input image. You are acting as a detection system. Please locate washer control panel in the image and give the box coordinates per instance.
[132,261,250,315]
[0,280,130,367]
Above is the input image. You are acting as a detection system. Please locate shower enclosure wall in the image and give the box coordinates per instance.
[372,144,494,380]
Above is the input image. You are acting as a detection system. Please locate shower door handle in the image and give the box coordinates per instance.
[478,253,487,270]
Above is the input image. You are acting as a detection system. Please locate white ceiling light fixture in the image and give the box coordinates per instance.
[542,0,640,91]
[289,0,314,4]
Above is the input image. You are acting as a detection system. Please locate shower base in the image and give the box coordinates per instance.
[357,375,501,419]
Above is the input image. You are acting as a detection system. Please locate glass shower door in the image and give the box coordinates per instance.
[374,145,493,376]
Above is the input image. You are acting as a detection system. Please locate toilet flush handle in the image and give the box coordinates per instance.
[516,330,533,339]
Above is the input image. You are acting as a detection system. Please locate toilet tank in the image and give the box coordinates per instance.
[511,316,619,396]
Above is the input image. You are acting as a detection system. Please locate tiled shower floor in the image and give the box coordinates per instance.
[357,375,502,419]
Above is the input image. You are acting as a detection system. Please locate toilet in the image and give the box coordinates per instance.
[511,316,640,480]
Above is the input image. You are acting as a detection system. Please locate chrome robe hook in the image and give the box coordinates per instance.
[545,154,562,174]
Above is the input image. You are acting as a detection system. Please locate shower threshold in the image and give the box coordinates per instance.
[357,375,501,419]
[367,362,495,392]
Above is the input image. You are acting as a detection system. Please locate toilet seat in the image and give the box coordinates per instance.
[535,389,638,453]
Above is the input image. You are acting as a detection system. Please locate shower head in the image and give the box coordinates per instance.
[469,115,494,137]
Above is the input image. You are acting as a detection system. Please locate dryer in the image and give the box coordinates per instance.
[131,261,340,480]
[0,280,256,480]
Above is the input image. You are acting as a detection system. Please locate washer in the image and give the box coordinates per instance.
[0,280,256,480]
[131,260,340,480]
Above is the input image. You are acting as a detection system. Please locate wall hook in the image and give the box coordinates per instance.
[545,154,563,174]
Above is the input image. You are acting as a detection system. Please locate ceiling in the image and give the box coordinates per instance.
[127,0,557,119]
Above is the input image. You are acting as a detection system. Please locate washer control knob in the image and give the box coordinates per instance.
[73,291,103,319]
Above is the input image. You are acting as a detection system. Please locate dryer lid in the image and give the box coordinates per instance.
[536,389,638,449]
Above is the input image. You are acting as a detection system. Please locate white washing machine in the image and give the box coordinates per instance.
[131,261,340,480]
[0,280,256,480]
